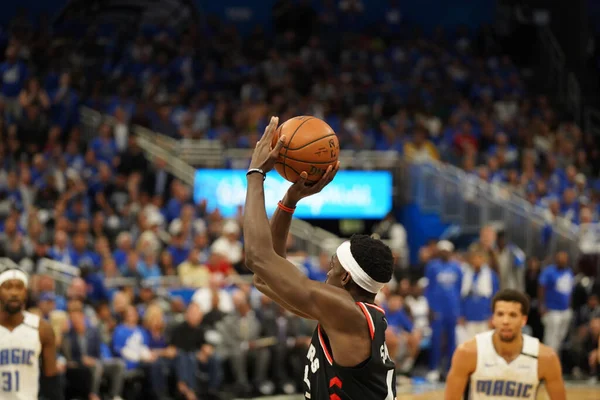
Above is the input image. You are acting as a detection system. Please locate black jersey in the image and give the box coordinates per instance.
[303,302,397,400]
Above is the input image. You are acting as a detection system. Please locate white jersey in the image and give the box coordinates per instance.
[468,330,540,400]
[0,312,41,400]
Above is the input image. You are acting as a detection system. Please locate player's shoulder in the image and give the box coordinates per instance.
[37,317,55,346]
[22,310,41,329]
[537,342,562,379]
[452,338,478,371]
[537,342,559,363]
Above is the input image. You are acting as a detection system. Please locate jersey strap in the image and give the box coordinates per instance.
[357,302,375,340]
[318,324,334,365]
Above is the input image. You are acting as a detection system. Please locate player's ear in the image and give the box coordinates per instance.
[341,272,351,286]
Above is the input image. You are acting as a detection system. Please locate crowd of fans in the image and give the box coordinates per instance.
[0,1,600,399]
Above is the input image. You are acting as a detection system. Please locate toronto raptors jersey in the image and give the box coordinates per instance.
[467,330,540,400]
[304,302,396,400]
[0,311,42,400]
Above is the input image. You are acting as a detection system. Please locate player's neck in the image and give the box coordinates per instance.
[0,310,25,329]
[492,331,523,362]
[351,292,375,304]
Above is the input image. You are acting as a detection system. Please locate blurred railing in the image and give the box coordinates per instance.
[407,162,585,265]
[80,106,599,274]
[78,107,352,257]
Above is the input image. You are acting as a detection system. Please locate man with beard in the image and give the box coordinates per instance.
[445,289,566,400]
[0,268,61,400]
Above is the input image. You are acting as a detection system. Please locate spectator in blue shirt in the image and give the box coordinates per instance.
[424,240,463,380]
[459,249,499,342]
[384,293,422,374]
[539,251,575,353]
[112,305,153,370]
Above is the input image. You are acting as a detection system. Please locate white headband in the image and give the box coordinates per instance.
[0,270,28,288]
[336,241,385,294]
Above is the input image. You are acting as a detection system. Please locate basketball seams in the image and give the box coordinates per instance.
[281,117,315,181]
[285,133,337,150]
[275,162,319,184]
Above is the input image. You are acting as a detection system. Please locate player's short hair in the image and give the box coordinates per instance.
[349,234,394,287]
[492,289,530,315]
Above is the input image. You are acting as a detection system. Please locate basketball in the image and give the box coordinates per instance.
[271,116,339,183]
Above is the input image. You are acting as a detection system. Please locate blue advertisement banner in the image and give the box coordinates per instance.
[194,169,393,219]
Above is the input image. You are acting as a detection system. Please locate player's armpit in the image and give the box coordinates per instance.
[444,340,477,400]
[247,252,362,332]
[538,345,566,400]
[39,319,58,377]
[253,274,315,320]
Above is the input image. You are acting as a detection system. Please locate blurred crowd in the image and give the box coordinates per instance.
[0,1,600,399]
[381,224,600,385]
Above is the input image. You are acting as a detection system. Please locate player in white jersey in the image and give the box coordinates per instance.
[0,268,61,400]
[445,289,566,400]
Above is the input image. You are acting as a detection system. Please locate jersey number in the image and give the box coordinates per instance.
[1,371,20,392]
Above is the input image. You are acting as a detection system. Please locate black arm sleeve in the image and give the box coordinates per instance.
[40,374,63,400]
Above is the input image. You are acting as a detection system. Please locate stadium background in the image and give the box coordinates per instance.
[0,0,599,399]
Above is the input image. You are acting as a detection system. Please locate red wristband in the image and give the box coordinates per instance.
[277,201,296,214]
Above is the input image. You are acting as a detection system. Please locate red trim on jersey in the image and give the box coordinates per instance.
[329,377,342,389]
[318,325,333,365]
[357,302,375,340]
[330,395,341,400]
[364,303,385,314]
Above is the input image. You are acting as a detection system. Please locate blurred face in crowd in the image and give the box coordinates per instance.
[492,301,526,343]
[39,297,55,317]
[556,251,568,269]
[588,294,598,310]
[144,304,164,331]
[438,248,451,262]
[96,303,112,321]
[194,233,208,249]
[0,278,27,315]
[72,234,86,252]
[4,217,17,236]
[387,294,404,312]
[185,303,203,327]
[563,188,576,205]
[470,251,485,271]
[411,282,424,298]
[139,287,154,304]
[526,257,540,272]
[112,291,130,315]
[69,278,87,299]
[54,230,68,249]
[480,226,496,249]
[232,290,250,315]
[127,252,139,271]
[188,248,200,265]
[70,310,86,334]
[124,306,139,326]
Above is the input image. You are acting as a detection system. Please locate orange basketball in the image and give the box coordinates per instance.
[271,116,339,184]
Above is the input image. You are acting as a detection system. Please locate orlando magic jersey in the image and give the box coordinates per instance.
[467,330,540,400]
[0,311,42,400]
[304,302,396,400]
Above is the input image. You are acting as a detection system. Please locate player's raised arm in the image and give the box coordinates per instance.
[39,319,62,400]
[244,117,362,330]
[445,340,477,400]
[253,161,340,319]
[538,344,566,400]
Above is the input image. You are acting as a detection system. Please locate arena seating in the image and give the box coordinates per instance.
[0,2,599,399]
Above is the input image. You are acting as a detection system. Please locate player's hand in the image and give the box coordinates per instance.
[284,161,341,206]
[249,116,284,173]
